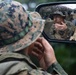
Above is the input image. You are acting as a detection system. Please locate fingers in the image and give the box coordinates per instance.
[34,41,44,51]
[31,47,43,60]
[30,40,44,60]
[36,37,54,52]
[32,46,43,54]
[55,23,67,30]
[61,22,65,25]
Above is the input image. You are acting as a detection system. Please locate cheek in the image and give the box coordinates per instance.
[56,18,61,22]
[30,43,34,49]
[54,18,59,21]
[28,43,34,53]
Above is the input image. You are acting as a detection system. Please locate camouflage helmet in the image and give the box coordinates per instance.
[51,11,65,19]
[0,0,45,53]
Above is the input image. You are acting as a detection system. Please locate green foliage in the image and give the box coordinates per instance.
[54,43,76,75]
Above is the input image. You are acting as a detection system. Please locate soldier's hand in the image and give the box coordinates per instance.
[55,22,67,30]
[30,37,57,70]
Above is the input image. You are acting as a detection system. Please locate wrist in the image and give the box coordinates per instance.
[46,61,57,73]
[46,58,57,68]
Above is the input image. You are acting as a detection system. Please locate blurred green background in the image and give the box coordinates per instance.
[16,0,76,75]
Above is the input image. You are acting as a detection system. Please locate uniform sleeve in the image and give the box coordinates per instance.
[46,62,68,75]
[45,19,55,39]
[66,21,75,37]
[61,21,75,39]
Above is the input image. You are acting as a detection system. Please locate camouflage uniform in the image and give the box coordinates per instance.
[0,0,68,75]
[45,19,75,40]
[0,53,68,75]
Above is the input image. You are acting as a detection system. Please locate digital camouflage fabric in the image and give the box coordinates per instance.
[0,0,45,53]
[0,53,68,75]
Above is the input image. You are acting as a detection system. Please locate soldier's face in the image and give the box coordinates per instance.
[27,42,35,55]
[53,15,64,24]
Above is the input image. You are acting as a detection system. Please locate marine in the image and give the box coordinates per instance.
[45,11,75,40]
